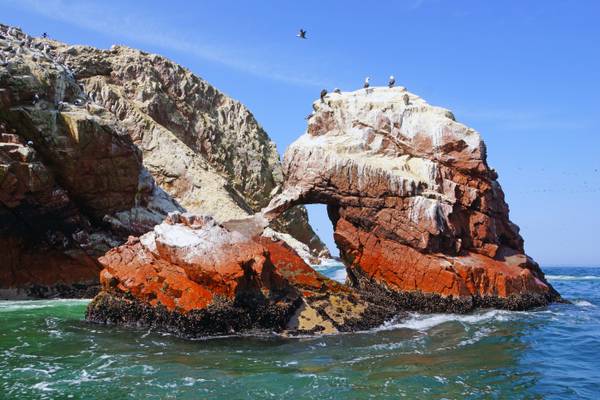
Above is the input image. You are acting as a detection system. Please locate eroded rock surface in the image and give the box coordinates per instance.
[0,25,182,297]
[87,213,392,336]
[264,86,560,311]
[51,39,327,259]
[0,24,325,298]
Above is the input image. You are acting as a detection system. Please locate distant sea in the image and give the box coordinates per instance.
[1,266,599,399]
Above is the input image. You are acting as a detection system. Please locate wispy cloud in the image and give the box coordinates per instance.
[453,107,590,132]
[3,0,327,87]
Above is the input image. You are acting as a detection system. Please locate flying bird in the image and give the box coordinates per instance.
[388,75,395,88]
[297,29,307,39]
[320,89,328,102]
[363,77,370,89]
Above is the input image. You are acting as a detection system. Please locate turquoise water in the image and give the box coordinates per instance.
[1,266,599,399]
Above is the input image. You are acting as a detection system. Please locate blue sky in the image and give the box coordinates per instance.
[2,0,599,266]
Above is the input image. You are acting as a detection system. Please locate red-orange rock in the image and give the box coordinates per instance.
[87,213,393,336]
[265,87,560,311]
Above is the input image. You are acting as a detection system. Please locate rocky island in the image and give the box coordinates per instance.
[87,87,561,336]
[1,24,560,337]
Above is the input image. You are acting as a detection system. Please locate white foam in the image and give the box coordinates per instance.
[546,275,600,281]
[329,268,347,283]
[574,300,595,307]
[375,309,513,332]
[0,299,90,311]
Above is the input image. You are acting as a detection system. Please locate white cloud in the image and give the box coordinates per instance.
[453,107,590,132]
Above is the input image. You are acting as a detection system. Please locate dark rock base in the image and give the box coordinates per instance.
[86,292,302,338]
[353,273,565,314]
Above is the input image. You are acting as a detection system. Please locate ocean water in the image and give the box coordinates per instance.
[1,266,599,399]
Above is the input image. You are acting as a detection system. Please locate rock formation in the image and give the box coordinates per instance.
[87,212,393,336]
[266,86,560,312]
[0,24,325,298]
[50,40,326,258]
[87,86,561,337]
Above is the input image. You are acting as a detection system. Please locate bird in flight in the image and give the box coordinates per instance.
[297,29,307,39]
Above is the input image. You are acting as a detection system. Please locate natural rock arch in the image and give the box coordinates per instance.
[87,87,561,337]
[262,86,558,310]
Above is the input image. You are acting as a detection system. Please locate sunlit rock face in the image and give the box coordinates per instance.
[87,213,394,337]
[267,87,560,311]
[0,25,182,298]
[0,24,326,298]
[52,39,327,259]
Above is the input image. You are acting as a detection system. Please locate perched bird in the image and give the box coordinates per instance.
[297,29,307,39]
[42,32,48,39]
[363,77,370,89]
[402,93,410,106]
[388,75,395,88]
[320,89,328,102]
[32,93,40,105]
[305,112,314,120]
[333,88,341,94]
[26,140,33,147]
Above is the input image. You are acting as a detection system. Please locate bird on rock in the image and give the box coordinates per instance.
[363,77,370,89]
[333,88,341,94]
[403,93,410,106]
[42,32,48,39]
[320,89,328,102]
[297,29,307,39]
[388,75,395,88]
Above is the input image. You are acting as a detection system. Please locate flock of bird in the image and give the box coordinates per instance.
[297,29,399,113]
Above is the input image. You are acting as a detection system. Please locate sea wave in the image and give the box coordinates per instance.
[311,259,345,269]
[374,309,514,333]
[546,275,600,281]
[0,299,90,311]
[573,300,596,307]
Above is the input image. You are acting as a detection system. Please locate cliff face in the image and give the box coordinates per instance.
[51,42,326,257]
[0,24,325,298]
[269,87,559,310]
[0,25,184,297]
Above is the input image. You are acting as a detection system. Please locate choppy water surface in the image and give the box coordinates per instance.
[1,266,599,399]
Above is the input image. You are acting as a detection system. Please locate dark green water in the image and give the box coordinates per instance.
[1,266,599,399]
